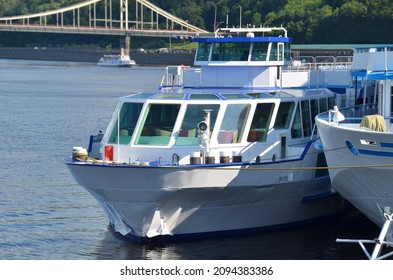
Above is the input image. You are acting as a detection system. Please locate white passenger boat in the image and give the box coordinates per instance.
[315,46,393,259]
[97,54,136,67]
[66,27,351,242]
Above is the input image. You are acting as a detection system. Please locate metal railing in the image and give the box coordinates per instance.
[288,56,352,72]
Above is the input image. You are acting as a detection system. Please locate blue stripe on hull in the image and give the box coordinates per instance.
[358,149,393,157]
[380,142,393,148]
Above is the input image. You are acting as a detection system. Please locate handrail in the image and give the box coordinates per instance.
[316,103,379,123]
[288,58,352,72]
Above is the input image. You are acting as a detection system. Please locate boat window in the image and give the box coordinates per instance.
[247,103,275,142]
[196,42,211,61]
[135,103,181,146]
[211,42,250,61]
[277,43,284,61]
[269,43,277,61]
[284,43,291,60]
[189,94,220,100]
[310,99,319,126]
[301,100,312,137]
[251,42,269,61]
[175,104,220,146]
[217,104,250,144]
[108,102,143,144]
[328,97,335,110]
[291,103,302,138]
[220,93,251,99]
[319,98,327,113]
[274,102,295,129]
[154,93,185,100]
[247,92,276,99]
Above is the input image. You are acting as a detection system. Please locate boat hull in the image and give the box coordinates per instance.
[65,155,345,241]
[316,118,393,234]
[97,62,135,67]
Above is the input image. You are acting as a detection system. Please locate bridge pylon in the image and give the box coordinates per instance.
[120,33,131,57]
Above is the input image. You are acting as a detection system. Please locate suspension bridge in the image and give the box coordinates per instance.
[0,0,209,38]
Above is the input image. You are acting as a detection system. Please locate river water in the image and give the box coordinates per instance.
[0,59,384,260]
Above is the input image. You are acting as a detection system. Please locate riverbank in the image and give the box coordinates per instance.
[0,45,356,66]
[0,47,195,66]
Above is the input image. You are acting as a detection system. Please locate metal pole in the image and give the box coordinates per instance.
[110,0,112,29]
[120,0,123,29]
[120,0,128,29]
[141,2,143,30]
[135,0,138,29]
[94,2,97,28]
[89,5,91,28]
[117,109,120,162]
[239,5,242,28]
[104,0,107,28]
[214,4,217,31]
[125,0,128,30]
[156,11,158,30]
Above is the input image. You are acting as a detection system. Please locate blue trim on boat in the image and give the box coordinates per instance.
[352,70,393,80]
[183,93,191,100]
[64,139,320,170]
[193,37,291,43]
[301,192,336,204]
[358,149,393,157]
[380,142,393,148]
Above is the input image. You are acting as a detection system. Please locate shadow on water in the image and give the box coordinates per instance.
[94,206,387,260]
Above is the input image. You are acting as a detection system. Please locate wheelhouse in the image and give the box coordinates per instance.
[194,27,291,66]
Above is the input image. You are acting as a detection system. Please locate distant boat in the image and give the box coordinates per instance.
[66,27,351,242]
[97,54,136,67]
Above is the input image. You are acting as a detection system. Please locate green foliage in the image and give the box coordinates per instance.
[0,0,393,45]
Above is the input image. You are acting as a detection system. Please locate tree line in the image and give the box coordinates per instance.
[1,0,392,47]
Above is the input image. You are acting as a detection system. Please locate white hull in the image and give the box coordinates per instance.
[316,117,393,233]
[97,61,136,67]
[67,28,350,242]
[66,148,344,241]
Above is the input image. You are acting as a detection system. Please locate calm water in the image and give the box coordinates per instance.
[0,59,383,260]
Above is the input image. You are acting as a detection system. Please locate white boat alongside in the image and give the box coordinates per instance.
[97,54,136,67]
[315,46,393,259]
[66,27,351,242]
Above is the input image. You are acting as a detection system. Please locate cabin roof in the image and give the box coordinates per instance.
[120,88,335,102]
